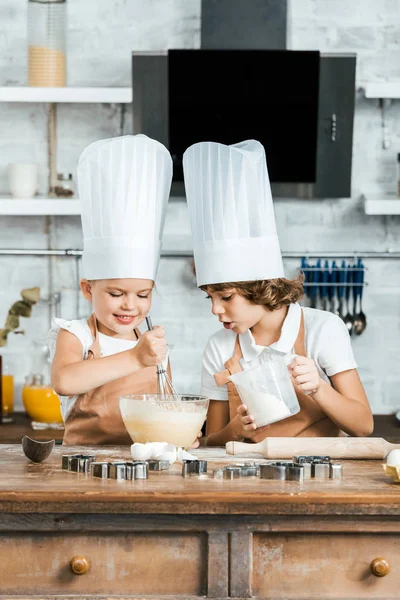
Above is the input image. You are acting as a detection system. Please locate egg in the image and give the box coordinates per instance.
[154,443,177,464]
[177,448,197,461]
[386,449,400,466]
[130,443,152,461]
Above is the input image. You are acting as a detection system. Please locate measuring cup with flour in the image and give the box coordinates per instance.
[229,358,300,427]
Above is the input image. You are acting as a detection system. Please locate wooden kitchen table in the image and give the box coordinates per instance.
[0,445,400,599]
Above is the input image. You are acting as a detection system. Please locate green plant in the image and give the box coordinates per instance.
[0,287,40,346]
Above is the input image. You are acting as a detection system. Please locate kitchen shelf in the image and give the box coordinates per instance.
[0,87,132,103]
[0,197,81,216]
[363,195,400,215]
[364,83,400,99]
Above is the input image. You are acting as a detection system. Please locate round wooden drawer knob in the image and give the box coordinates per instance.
[70,555,90,575]
[371,558,390,577]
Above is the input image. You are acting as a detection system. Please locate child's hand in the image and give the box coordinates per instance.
[133,326,167,368]
[190,431,203,449]
[289,355,320,394]
[232,404,270,441]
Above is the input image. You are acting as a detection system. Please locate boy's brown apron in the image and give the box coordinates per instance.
[214,311,340,442]
[63,314,158,446]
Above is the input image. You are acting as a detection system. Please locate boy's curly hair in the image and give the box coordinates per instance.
[200,274,304,312]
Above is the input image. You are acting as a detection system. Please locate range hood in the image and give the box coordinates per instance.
[132,1,356,198]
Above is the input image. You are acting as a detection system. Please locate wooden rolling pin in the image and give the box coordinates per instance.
[226,437,400,460]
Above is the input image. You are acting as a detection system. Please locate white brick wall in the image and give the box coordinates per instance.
[0,0,400,414]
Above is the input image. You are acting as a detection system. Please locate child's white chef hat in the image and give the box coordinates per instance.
[78,134,172,281]
[183,140,284,287]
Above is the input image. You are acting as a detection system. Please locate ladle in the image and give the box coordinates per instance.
[343,264,354,335]
[22,435,55,463]
[353,259,367,335]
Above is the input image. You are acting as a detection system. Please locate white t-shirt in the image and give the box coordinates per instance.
[47,318,168,421]
[200,303,357,401]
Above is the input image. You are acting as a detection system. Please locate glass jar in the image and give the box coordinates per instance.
[0,355,14,424]
[54,172,74,197]
[22,341,63,430]
[22,373,63,430]
[28,0,67,87]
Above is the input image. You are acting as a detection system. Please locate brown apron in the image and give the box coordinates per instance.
[63,314,158,446]
[214,310,340,441]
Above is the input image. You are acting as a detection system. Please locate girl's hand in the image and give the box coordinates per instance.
[190,431,202,449]
[133,326,167,368]
[232,404,270,441]
[289,355,321,395]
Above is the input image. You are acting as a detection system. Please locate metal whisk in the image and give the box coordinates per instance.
[145,316,180,400]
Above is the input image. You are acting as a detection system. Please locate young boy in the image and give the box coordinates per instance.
[183,140,373,445]
[49,135,172,445]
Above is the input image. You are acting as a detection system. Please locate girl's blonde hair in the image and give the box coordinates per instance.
[200,274,304,311]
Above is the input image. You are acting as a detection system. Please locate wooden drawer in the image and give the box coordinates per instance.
[253,533,400,599]
[0,532,206,596]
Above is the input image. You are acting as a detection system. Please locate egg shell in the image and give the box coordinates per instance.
[130,443,153,461]
[386,449,400,466]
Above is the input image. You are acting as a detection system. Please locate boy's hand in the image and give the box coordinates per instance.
[133,326,167,368]
[289,355,320,394]
[232,404,270,441]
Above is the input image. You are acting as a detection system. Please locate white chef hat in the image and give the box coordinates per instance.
[78,134,172,281]
[183,140,284,287]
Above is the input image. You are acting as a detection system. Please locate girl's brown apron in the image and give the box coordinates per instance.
[63,314,158,445]
[214,310,340,441]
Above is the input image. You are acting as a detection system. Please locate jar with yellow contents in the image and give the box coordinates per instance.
[22,373,63,430]
[22,341,63,430]
[0,355,14,424]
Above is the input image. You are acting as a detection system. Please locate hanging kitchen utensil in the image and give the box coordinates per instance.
[309,264,318,309]
[328,261,338,314]
[320,260,330,311]
[353,259,367,335]
[343,263,354,335]
[352,263,361,333]
[301,257,309,304]
[337,260,346,320]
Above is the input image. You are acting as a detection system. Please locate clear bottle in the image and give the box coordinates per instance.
[54,172,74,197]
[27,0,67,87]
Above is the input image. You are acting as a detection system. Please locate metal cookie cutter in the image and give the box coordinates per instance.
[124,462,136,481]
[132,461,149,480]
[286,464,304,482]
[259,462,287,481]
[108,462,127,481]
[223,466,242,480]
[90,462,109,479]
[62,454,96,473]
[294,455,331,464]
[182,460,208,477]
[329,463,343,479]
[147,459,170,471]
[232,462,259,477]
[311,461,330,479]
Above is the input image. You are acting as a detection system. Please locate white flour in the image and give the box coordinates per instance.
[237,387,291,427]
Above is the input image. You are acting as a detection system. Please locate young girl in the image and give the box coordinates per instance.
[49,134,172,445]
[183,140,373,445]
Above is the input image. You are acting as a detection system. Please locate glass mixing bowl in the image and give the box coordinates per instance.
[119,394,209,448]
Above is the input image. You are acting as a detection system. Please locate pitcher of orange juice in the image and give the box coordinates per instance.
[22,341,63,430]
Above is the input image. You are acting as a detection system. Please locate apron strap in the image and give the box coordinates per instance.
[214,336,242,387]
